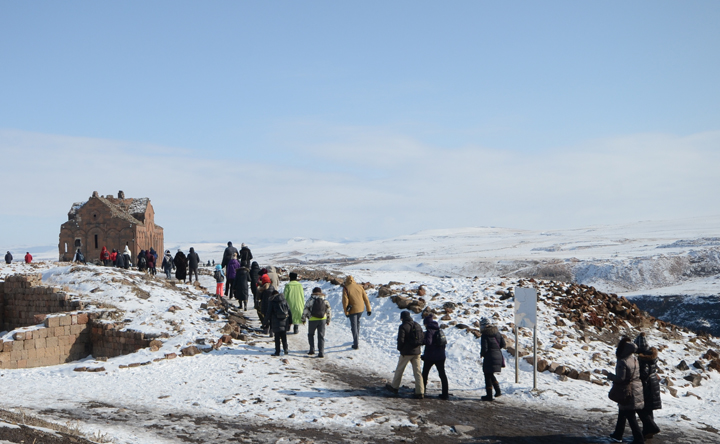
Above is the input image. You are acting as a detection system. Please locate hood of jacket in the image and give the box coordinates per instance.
[617,341,638,359]
[638,347,658,361]
[344,275,355,285]
[425,320,440,330]
[482,326,499,336]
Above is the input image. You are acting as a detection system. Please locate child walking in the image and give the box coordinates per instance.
[214,264,225,296]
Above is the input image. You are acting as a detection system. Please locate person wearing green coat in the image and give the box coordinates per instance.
[284,272,306,334]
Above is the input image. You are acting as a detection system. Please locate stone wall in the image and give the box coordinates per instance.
[91,322,152,358]
[1,274,82,331]
[0,313,91,369]
[0,274,154,369]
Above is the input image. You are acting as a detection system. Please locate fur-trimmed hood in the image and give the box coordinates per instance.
[638,347,658,361]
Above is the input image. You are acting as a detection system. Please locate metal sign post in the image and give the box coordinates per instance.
[514,287,538,391]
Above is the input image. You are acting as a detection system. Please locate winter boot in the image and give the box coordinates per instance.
[493,382,502,397]
[293,324,299,334]
[481,386,493,401]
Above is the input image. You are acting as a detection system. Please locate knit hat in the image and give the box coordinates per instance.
[261,268,267,274]
[215,264,221,270]
[289,272,298,280]
[480,317,491,329]
[400,310,412,321]
[312,287,323,295]
[423,314,434,325]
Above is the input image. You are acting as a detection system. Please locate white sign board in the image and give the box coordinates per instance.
[514,287,537,329]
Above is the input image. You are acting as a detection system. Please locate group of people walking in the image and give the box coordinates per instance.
[384,314,504,401]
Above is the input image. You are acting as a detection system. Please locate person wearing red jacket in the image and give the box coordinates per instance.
[100,246,110,266]
[24,252,32,263]
[110,249,118,266]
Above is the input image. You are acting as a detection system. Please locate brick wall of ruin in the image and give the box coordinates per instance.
[1,274,83,331]
[0,313,91,369]
[0,281,4,330]
[91,322,152,358]
[0,274,154,369]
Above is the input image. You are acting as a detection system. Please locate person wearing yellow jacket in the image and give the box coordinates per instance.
[283,272,306,334]
[342,275,372,350]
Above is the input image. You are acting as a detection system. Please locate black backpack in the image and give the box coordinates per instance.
[275,299,289,320]
[433,329,447,347]
[410,322,424,347]
[138,256,147,268]
[310,297,327,318]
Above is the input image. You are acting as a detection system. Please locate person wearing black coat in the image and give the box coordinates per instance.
[187,247,200,283]
[480,318,506,401]
[239,243,253,268]
[250,262,261,308]
[385,311,425,399]
[5,251,12,264]
[221,242,239,269]
[137,250,147,272]
[234,266,250,311]
[635,333,662,439]
[115,251,125,269]
[421,314,449,399]
[258,281,275,336]
[174,250,188,282]
[263,290,290,356]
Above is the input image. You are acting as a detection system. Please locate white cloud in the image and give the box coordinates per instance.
[1,127,719,250]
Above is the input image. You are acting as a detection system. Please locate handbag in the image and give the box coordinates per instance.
[608,382,632,404]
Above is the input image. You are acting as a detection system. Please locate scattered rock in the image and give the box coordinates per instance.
[181,346,201,357]
[453,425,474,434]
[683,373,702,387]
[677,360,690,371]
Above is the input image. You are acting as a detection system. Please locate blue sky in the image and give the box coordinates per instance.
[1,1,719,249]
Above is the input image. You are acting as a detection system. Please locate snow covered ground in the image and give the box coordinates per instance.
[2,216,720,442]
[1,258,719,442]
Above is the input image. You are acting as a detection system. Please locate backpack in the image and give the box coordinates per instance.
[409,322,424,348]
[433,329,447,347]
[213,270,223,282]
[275,300,289,320]
[138,256,147,268]
[310,297,327,318]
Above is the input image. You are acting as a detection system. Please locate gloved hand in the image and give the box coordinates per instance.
[367,311,372,316]
[326,320,330,326]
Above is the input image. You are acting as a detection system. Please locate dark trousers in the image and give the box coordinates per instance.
[348,313,362,347]
[484,372,500,398]
[422,358,448,396]
[274,331,288,354]
[225,278,233,296]
[613,409,645,442]
[188,267,198,282]
[308,320,326,354]
[637,407,659,435]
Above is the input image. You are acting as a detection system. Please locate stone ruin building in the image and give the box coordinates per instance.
[58,190,164,262]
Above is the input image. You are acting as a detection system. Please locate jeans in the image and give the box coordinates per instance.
[348,313,362,347]
[308,320,326,354]
[422,357,448,397]
[390,354,424,395]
